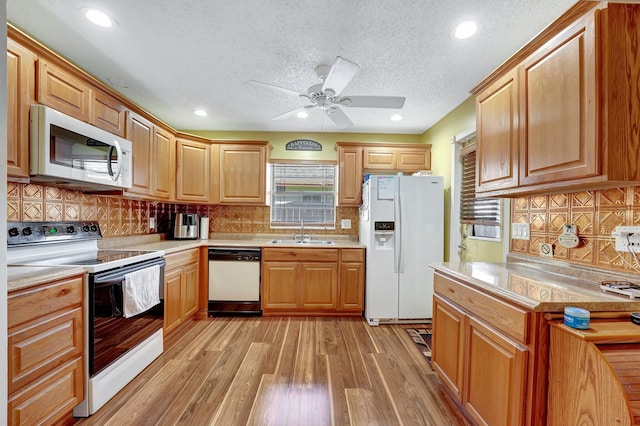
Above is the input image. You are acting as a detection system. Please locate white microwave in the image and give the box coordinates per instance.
[29,105,133,191]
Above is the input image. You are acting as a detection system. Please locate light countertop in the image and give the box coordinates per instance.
[431,261,640,312]
[8,266,86,293]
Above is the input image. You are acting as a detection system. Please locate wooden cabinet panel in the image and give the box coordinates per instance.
[337,146,362,206]
[262,262,299,309]
[338,262,363,310]
[432,295,466,401]
[91,90,126,137]
[218,144,267,204]
[300,263,338,309]
[164,269,183,335]
[363,147,396,170]
[397,148,431,172]
[176,137,210,202]
[519,13,597,186]
[262,248,339,262]
[464,317,527,426]
[164,249,199,335]
[7,38,34,179]
[476,70,519,192]
[182,262,199,318]
[152,127,175,200]
[37,59,91,121]
[125,112,153,196]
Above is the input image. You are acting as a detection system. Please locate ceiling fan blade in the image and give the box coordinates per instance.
[270,105,315,121]
[341,96,406,109]
[325,107,353,129]
[247,80,305,96]
[321,56,360,97]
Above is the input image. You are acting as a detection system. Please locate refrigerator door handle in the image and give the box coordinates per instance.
[395,177,402,274]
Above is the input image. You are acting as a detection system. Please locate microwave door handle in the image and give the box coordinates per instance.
[107,140,123,181]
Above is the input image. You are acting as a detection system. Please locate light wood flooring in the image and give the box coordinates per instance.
[74,317,467,426]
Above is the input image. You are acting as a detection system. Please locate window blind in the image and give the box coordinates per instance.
[460,148,501,225]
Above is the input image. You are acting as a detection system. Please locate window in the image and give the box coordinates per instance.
[270,162,336,228]
[460,144,501,240]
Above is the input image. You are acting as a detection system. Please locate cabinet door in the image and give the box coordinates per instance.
[176,138,210,202]
[7,39,34,179]
[262,262,299,309]
[218,144,266,204]
[338,262,363,310]
[397,147,431,172]
[181,262,199,319]
[125,112,153,196]
[338,146,362,206]
[464,317,527,426]
[476,70,519,192]
[164,268,183,335]
[363,147,396,170]
[36,59,91,121]
[153,127,175,200]
[431,295,466,401]
[90,91,126,137]
[300,262,338,309]
[519,13,597,185]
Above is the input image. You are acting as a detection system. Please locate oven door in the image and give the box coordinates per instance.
[89,257,165,376]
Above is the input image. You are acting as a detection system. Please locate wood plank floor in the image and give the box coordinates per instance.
[74,317,468,426]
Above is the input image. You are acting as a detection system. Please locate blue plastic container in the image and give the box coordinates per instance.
[564,307,590,330]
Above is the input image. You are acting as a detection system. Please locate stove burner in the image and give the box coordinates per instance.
[600,281,640,299]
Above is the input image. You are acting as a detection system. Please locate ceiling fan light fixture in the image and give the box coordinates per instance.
[296,111,309,118]
[390,114,403,121]
[84,9,115,28]
[194,109,208,117]
[454,21,478,39]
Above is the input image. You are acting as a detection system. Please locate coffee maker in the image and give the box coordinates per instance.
[172,213,199,239]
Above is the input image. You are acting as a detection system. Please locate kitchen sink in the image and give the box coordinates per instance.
[268,239,335,245]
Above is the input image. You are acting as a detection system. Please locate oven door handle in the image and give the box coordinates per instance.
[92,257,165,286]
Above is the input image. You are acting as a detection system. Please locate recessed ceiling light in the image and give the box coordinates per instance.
[297,111,309,119]
[194,109,207,117]
[454,21,478,39]
[84,9,114,28]
[390,114,403,121]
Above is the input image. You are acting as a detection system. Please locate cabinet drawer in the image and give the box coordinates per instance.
[341,249,364,262]
[262,248,339,262]
[8,275,83,329]
[165,248,199,270]
[434,272,529,344]
[8,357,83,426]
[9,307,83,394]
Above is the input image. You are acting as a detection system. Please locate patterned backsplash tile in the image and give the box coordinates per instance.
[7,182,359,238]
[512,186,640,273]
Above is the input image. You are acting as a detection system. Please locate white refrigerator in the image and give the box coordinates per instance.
[359,175,444,325]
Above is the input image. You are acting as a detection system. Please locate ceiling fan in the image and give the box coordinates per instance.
[247,56,406,129]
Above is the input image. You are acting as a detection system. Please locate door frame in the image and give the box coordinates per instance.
[449,128,475,262]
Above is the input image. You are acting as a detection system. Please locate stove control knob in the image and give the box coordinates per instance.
[90,225,98,232]
[22,227,32,236]
[66,226,75,234]
[8,227,19,237]
[82,225,90,232]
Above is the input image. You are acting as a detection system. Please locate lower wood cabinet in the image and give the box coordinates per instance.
[262,247,364,315]
[7,274,85,426]
[164,248,199,335]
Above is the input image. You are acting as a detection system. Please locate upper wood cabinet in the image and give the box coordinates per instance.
[337,145,362,206]
[472,2,640,197]
[91,90,127,137]
[152,126,175,200]
[214,142,268,205]
[125,111,154,197]
[176,135,210,203]
[7,38,35,179]
[363,145,431,172]
[36,59,91,121]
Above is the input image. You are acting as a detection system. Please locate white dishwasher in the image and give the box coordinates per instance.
[208,247,262,316]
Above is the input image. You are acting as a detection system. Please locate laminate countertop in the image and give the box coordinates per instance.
[8,266,86,293]
[431,261,640,312]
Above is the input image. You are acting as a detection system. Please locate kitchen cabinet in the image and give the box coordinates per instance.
[7,274,84,426]
[125,111,153,197]
[472,2,640,197]
[36,59,91,122]
[152,126,175,200]
[7,38,34,180]
[262,247,363,315]
[90,90,127,137]
[176,134,211,203]
[433,271,537,426]
[164,248,199,335]
[336,142,431,206]
[214,142,268,204]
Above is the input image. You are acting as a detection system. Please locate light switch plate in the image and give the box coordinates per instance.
[512,223,530,240]
[341,219,352,229]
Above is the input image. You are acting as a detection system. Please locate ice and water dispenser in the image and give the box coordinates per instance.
[374,221,395,249]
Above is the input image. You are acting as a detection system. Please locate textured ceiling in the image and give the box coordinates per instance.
[8,0,576,134]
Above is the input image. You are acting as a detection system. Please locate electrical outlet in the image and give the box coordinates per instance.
[512,223,530,240]
[149,217,156,231]
[341,219,352,229]
[612,226,640,252]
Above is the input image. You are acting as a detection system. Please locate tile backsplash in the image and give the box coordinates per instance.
[511,187,640,272]
[7,182,359,238]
